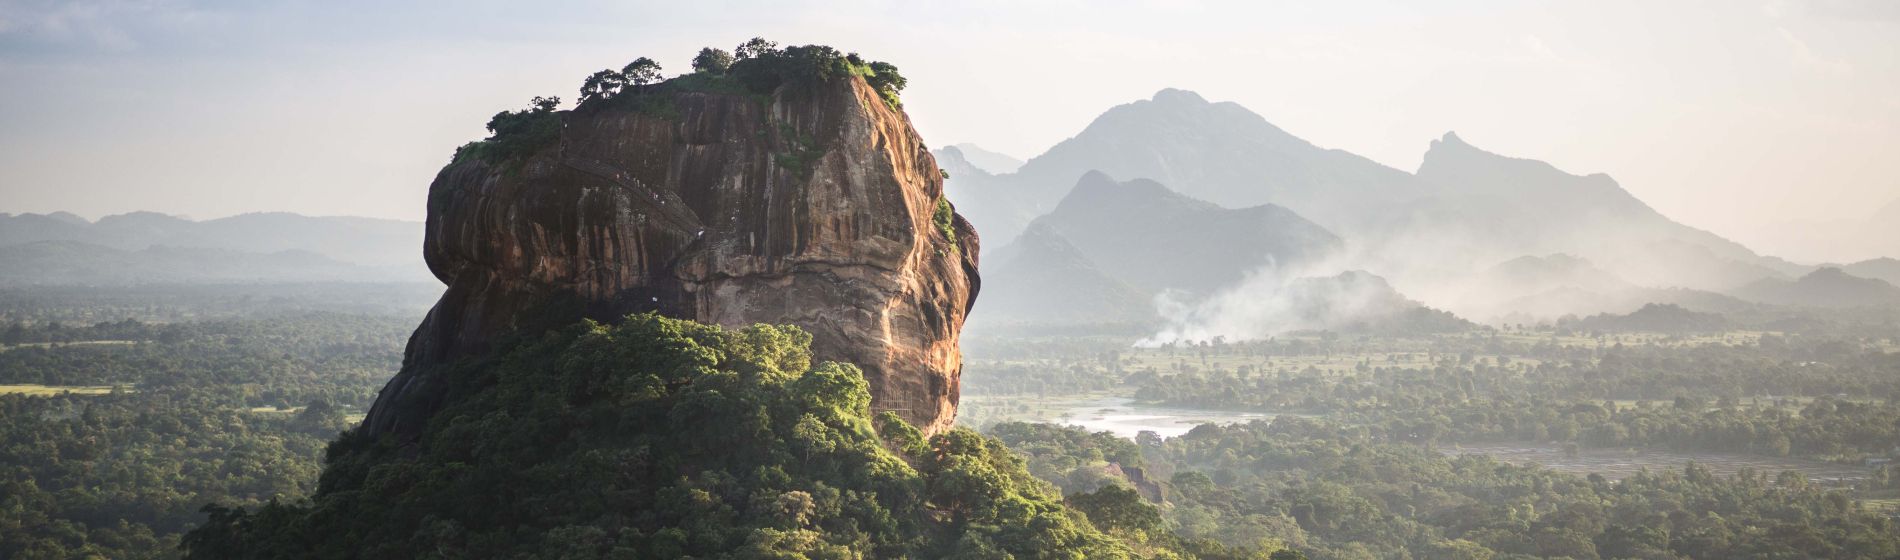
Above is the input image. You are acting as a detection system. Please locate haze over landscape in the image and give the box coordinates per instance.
[5,0,1900,263]
[4,2,1900,559]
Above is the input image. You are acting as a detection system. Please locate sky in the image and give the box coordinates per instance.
[1,0,1896,262]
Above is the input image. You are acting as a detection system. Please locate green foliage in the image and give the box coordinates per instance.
[772,121,821,178]
[185,314,1133,559]
[622,57,663,86]
[1068,485,1163,535]
[865,60,907,109]
[451,96,562,167]
[724,39,906,109]
[935,197,959,247]
[693,47,734,75]
[1000,420,1900,560]
[0,310,408,559]
[579,68,628,104]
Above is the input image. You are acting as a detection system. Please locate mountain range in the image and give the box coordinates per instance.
[939,88,1889,330]
[1735,267,1900,308]
[974,172,1340,326]
[0,211,428,285]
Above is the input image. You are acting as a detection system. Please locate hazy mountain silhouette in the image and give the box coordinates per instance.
[1463,254,1634,303]
[1011,171,1340,294]
[1406,133,1803,291]
[1842,258,1900,286]
[942,90,1803,315]
[1570,303,1728,333]
[946,89,1416,242]
[942,143,1024,174]
[972,172,1341,326]
[0,211,424,268]
[1734,267,1900,308]
[973,222,1154,326]
[935,149,1041,255]
[0,240,427,286]
[1144,270,1474,342]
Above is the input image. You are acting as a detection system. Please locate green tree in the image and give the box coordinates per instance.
[621,57,663,86]
[692,47,734,75]
[735,37,779,60]
[1068,484,1163,535]
[578,69,626,103]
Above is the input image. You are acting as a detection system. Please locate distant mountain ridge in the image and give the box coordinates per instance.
[946,89,1417,242]
[972,172,1343,327]
[0,211,428,285]
[0,211,424,268]
[1734,267,1900,308]
[942,143,1024,174]
[943,89,1812,322]
[0,240,428,286]
[1841,258,1900,287]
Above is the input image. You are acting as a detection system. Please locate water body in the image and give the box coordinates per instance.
[976,395,1285,439]
[1445,443,1871,485]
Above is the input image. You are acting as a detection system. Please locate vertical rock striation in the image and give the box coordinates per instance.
[364,76,979,438]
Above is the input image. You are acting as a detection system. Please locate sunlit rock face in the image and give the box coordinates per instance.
[364,76,980,438]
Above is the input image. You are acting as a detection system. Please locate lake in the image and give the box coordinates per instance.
[961,395,1288,439]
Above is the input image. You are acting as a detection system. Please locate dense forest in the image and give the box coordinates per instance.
[997,419,1900,559]
[5,283,1899,558]
[181,314,1144,559]
[0,306,413,558]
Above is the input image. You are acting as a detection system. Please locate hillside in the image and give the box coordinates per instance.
[1570,303,1729,333]
[1843,257,1900,286]
[942,143,1023,174]
[185,315,1135,558]
[1735,267,1900,308]
[0,211,425,269]
[1409,133,1801,290]
[0,240,427,286]
[972,222,1155,326]
[1146,270,1475,342]
[941,90,1800,312]
[1016,171,1341,295]
[944,89,1416,241]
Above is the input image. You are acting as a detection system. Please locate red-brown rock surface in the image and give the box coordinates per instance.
[363,76,979,438]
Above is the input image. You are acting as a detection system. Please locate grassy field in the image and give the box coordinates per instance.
[0,384,121,396]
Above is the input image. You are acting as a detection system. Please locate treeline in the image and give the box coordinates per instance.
[996,420,1900,559]
[0,313,410,409]
[455,37,909,167]
[184,315,1153,559]
[0,312,394,558]
[1133,335,1900,459]
[0,283,437,325]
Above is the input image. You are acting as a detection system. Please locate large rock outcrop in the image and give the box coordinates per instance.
[364,76,980,437]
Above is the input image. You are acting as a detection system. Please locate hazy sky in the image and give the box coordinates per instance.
[2,0,1895,262]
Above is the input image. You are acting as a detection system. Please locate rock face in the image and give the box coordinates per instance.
[364,76,980,438]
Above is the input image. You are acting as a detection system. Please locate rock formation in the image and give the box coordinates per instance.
[363,75,980,438]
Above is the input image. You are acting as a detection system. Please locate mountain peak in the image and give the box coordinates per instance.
[1055,172,1211,216]
[1151,88,1208,105]
[944,142,1024,174]
[1433,131,1471,150]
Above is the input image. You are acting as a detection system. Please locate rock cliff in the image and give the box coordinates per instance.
[363,75,979,437]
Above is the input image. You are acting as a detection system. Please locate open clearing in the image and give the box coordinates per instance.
[0,384,119,396]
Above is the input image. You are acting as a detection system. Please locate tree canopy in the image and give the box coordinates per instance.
[183,314,1133,559]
